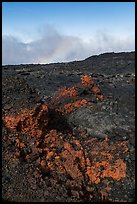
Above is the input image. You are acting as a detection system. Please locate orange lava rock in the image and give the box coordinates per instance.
[97,94,104,100]
[60,149,84,181]
[62,99,91,113]
[55,156,60,160]
[46,151,54,160]
[71,140,82,149]
[40,160,46,167]
[85,139,128,191]
[86,165,101,184]
[81,75,94,87]
[3,116,21,130]
[51,86,78,105]
[47,161,55,171]
[91,86,101,95]
[16,138,20,144]
[20,142,25,148]
[86,157,91,166]
[101,159,127,180]
[3,103,48,137]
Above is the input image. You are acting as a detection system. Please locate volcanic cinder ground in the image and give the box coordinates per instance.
[2,51,135,202]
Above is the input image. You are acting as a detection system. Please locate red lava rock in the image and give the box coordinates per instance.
[60,99,92,114]
[3,103,49,138]
[20,142,25,148]
[80,75,103,101]
[40,160,46,167]
[81,75,94,87]
[91,86,101,95]
[97,94,104,100]
[51,86,78,106]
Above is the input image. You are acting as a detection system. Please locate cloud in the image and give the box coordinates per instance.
[2,26,135,65]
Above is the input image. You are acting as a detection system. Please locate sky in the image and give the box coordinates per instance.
[2,2,135,65]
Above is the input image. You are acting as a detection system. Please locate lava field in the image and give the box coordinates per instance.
[2,51,135,202]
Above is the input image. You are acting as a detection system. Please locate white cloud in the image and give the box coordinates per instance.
[2,26,135,65]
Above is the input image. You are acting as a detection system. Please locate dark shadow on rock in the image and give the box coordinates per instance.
[47,108,72,134]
